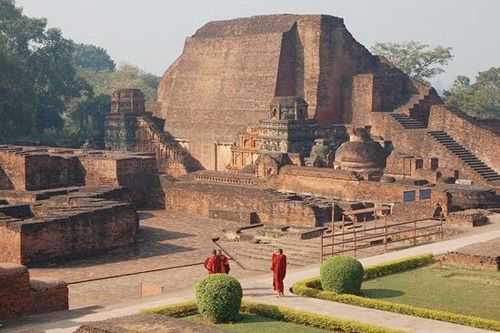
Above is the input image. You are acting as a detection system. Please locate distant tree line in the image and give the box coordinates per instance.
[0,0,160,147]
[372,41,500,119]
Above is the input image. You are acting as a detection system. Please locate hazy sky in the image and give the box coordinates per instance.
[16,0,500,89]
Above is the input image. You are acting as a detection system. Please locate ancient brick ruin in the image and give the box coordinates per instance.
[0,263,68,319]
[2,13,500,322]
[441,238,500,271]
[149,14,500,189]
[138,14,500,226]
[0,146,162,265]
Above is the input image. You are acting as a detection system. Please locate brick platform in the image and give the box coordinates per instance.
[0,263,68,320]
[0,190,139,265]
[441,238,500,271]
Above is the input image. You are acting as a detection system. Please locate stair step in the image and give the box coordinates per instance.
[474,170,496,174]
[473,167,495,171]
[427,130,500,181]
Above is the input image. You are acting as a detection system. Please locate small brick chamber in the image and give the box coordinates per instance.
[0,263,68,320]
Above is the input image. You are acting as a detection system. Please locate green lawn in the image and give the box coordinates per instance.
[362,264,500,321]
[186,313,331,333]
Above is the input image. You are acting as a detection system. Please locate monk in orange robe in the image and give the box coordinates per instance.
[217,250,230,274]
[271,248,287,296]
[204,250,221,274]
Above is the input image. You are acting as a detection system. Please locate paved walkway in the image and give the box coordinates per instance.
[7,224,500,333]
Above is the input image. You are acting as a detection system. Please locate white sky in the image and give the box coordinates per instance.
[16,0,500,89]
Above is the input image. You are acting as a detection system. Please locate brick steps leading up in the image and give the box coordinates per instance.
[428,131,500,182]
[390,114,427,129]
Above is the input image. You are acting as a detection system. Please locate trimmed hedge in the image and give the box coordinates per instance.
[241,301,403,333]
[363,254,435,280]
[320,256,364,294]
[196,274,242,323]
[146,300,198,318]
[292,254,500,332]
[146,300,404,333]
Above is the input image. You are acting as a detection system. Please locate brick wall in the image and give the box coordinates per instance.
[0,222,22,263]
[270,166,429,203]
[24,154,85,190]
[429,105,500,173]
[30,278,69,314]
[0,264,68,320]
[0,149,26,190]
[80,157,118,186]
[441,252,499,271]
[369,114,493,186]
[0,264,32,319]
[0,203,139,265]
[165,182,319,227]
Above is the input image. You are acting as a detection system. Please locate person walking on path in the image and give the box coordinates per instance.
[217,250,230,274]
[271,248,287,297]
[204,250,221,274]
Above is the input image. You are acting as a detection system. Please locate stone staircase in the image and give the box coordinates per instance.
[136,115,202,174]
[223,237,321,267]
[428,130,500,182]
[390,114,426,129]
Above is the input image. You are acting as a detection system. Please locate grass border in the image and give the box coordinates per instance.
[292,254,500,332]
[146,300,404,333]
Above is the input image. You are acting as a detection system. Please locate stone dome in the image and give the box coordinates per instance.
[334,129,386,174]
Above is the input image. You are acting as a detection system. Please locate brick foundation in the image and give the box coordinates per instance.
[0,263,68,320]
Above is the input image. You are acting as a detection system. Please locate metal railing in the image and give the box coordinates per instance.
[320,216,444,262]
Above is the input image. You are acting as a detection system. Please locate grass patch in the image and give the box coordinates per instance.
[186,313,331,333]
[292,254,500,331]
[146,300,403,333]
[363,264,500,321]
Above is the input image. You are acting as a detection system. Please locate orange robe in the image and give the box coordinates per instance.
[204,255,221,274]
[219,254,230,273]
[271,254,287,293]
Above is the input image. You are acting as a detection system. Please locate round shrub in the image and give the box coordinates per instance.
[195,274,242,323]
[320,256,364,294]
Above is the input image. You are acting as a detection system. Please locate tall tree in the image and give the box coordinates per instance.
[445,67,500,119]
[0,0,87,141]
[72,43,116,71]
[371,41,453,83]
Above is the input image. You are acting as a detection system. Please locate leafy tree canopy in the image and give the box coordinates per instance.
[371,41,453,83]
[0,0,160,147]
[79,64,160,103]
[445,67,500,119]
[72,42,116,71]
[0,0,87,139]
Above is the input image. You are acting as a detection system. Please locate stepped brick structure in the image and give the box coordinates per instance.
[156,14,388,169]
[149,13,500,191]
[105,89,202,176]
